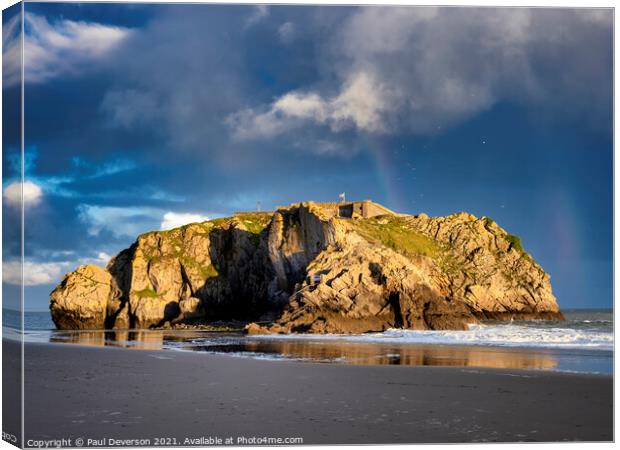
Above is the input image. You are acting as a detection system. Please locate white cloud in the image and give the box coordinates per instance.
[329,72,394,132]
[78,205,212,237]
[244,5,269,29]
[278,22,296,44]
[274,92,327,120]
[4,251,114,286]
[227,72,394,139]
[2,13,22,88]
[160,212,210,230]
[86,252,113,266]
[3,260,68,286]
[22,13,131,85]
[3,181,43,208]
[338,7,439,56]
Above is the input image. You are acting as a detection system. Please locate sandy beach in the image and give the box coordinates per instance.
[5,339,612,446]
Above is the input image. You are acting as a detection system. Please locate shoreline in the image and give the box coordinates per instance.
[14,325,614,375]
[19,339,614,376]
[5,339,614,445]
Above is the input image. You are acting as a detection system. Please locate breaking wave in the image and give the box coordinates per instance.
[250,316,613,351]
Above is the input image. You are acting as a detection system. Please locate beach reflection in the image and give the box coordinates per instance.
[242,340,558,370]
[49,330,205,350]
[46,329,559,370]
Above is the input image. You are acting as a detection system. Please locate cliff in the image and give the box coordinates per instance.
[50,202,563,332]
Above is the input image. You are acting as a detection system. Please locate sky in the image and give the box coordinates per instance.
[1,3,613,311]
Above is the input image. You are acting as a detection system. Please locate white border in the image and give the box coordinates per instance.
[0,2,615,450]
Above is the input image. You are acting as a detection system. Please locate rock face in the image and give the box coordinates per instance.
[49,203,563,332]
[408,213,560,321]
[258,209,562,334]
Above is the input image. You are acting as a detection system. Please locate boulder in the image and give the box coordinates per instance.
[50,265,112,329]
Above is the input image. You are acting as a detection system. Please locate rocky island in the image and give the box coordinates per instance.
[49,200,563,332]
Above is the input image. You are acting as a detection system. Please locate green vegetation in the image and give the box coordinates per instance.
[233,213,272,246]
[142,220,213,239]
[133,288,161,298]
[505,232,533,262]
[505,233,524,253]
[237,213,272,235]
[180,256,218,280]
[437,253,465,277]
[353,216,439,259]
[139,221,214,262]
[208,217,231,228]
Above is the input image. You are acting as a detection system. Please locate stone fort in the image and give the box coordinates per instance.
[309,200,398,219]
[235,200,398,219]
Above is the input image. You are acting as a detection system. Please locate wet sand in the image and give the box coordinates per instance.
[10,340,614,445]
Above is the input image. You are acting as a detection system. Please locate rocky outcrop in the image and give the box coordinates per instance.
[50,202,563,332]
[50,265,113,329]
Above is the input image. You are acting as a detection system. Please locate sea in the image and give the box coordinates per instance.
[4,309,613,375]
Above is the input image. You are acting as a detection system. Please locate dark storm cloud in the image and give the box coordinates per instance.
[229,7,612,140]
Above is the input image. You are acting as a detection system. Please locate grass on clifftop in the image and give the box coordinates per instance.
[505,233,524,253]
[140,213,272,240]
[353,216,439,259]
[236,213,272,235]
